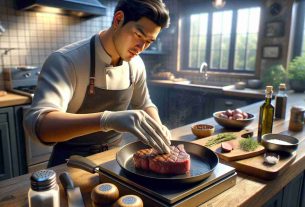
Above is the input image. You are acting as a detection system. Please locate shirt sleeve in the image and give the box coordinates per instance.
[23,52,76,142]
[129,57,157,110]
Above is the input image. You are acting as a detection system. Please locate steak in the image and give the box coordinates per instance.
[133,144,191,175]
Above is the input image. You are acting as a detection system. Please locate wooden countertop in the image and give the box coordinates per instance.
[0,94,305,207]
[0,92,31,107]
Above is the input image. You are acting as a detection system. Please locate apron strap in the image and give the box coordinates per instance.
[89,35,96,95]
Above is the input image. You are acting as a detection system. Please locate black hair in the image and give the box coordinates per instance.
[114,0,170,28]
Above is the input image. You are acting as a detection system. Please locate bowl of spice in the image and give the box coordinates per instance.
[261,134,299,153]
[191,124,215,138]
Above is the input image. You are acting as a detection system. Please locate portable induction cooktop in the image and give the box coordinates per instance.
[98,160,236,207]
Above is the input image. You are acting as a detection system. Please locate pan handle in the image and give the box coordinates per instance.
[67,155,99,174]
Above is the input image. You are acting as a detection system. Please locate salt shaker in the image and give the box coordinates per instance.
[28,169,60,207]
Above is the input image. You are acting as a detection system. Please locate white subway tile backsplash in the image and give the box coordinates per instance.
[0,0,114,68]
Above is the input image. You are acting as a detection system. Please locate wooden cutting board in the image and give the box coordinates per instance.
[193,129,265,161]
[229,151,296,180]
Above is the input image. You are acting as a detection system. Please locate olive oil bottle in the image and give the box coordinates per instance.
[257,86,274,142]
[275,83,287,119]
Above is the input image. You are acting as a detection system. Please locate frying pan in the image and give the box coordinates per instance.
[116,140,218,184]
[67,140,218,184]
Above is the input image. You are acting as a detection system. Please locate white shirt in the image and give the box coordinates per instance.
[24,33,156,140]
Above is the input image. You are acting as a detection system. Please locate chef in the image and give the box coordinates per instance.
[24,0,171,167]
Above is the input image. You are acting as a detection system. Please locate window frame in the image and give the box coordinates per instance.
[178,1,262,75]
[293,0,305,57]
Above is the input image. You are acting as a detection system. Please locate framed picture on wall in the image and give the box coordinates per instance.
[262,46,281,59]
[265,21,284,37]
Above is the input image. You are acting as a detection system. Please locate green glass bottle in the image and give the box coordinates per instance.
[257,86,274,142]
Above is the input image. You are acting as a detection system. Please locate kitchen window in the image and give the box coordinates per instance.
[303,23,305,55]
[293,0,305,57]
[180,6,261,73]
[302,15,305,55]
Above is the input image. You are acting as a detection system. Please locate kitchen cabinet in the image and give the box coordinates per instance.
[0,104,52,181]
[263,172,304,207]
[149,85,209,129]
[14,105,52,174]
[263,190,283,207]
[301,171,305,207]
[0,107,19,181]
[167,88,208,129]
[148,84,260,129]
[148,83,170,124]
[211,96,259,116]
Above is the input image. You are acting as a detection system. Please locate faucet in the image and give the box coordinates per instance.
[0,48,16,55]
[0,48,17,70]
[199,62,208,80]
[0,22,5,35]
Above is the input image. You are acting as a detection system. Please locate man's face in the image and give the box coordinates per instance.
[113,17,161,61]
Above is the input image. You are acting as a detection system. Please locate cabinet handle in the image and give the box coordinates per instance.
[225,101,233,107]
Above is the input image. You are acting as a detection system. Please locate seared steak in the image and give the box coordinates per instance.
[133,144,191,175]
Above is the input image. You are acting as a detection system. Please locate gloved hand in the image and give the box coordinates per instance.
[161,125,171,146]
[100,110,171,153]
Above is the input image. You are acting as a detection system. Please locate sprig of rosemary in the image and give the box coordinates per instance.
[205,133,237,147]
[239,138,259,151]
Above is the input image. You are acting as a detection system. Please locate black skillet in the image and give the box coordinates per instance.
[67,140,218,184]
[116,140,218,184]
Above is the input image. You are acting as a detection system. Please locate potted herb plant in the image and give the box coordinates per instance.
[288,56,305,93]
[262,64,287,90]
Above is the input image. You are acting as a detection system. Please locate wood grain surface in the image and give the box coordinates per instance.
[0,92,31,107]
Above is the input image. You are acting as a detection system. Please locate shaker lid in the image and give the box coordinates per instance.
[31,169,57,191]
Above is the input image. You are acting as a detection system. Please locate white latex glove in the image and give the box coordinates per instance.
[100,110,171,153]
[161,125,172,146]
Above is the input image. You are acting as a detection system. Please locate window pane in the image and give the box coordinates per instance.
[211,49,220,68]
[188,13,208,68]
[302,20,305,55]
[212,34,221,50]
[234,7,260,71]
[210,10,232,69]
[302,34,305,55]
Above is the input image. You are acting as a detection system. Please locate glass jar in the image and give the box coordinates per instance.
[289,106,305,132]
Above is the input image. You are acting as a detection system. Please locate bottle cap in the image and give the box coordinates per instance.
[91,183,119,206]
[265,86,273,94]
[113,195,143,207]
[279,83,286,90]
[30,169,57,191]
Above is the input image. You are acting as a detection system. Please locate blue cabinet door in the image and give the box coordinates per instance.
[282,172,303,207]
[0,107,19,181]
[0,122,13,180]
